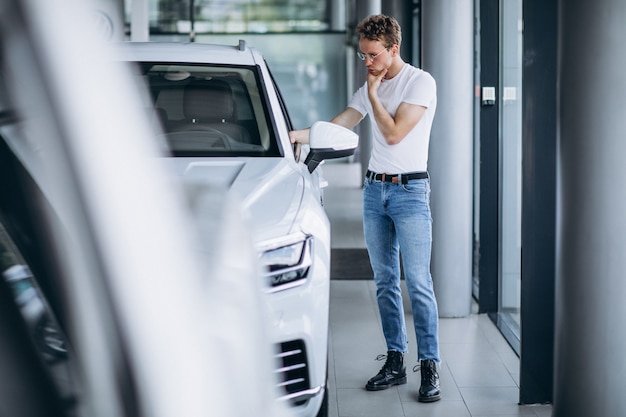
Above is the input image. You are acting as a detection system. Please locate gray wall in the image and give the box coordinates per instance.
[553,0,626,415]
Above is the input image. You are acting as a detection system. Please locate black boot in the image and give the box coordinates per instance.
[418,359,441,402]
[365,351,407,391]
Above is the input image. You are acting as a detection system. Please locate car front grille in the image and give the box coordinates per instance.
[275,339,310,406]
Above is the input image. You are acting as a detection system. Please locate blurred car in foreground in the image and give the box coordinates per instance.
[117,41,358,417]
[0,1,292,416]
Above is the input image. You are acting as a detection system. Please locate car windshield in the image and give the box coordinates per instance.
[139,63,282,158]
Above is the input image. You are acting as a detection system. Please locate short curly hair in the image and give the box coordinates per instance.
[355,14,402,48]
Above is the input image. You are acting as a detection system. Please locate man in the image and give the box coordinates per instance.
[289,14,441,402]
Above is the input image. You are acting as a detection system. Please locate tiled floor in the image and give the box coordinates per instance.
[322,161,553,417]
[326,280,552,417]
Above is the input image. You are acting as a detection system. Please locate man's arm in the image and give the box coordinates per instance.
[367,71,427,145]
[372,101,426,145]
[289,108,363,144]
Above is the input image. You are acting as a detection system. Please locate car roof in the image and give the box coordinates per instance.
[117,41,262,66]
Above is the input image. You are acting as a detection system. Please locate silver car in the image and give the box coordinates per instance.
[0,0,295,415]
[118,41,358,417]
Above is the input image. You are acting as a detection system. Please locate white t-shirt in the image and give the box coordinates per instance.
[348,64,437,173]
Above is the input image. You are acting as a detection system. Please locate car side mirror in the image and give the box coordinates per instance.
[304,121,359,173]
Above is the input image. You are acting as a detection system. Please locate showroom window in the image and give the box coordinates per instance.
[497,0,523,351]
[128,0,331,34]
[135,0,346,130]
[473,0,524,354]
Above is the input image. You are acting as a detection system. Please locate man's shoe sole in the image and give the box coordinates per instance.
[365,376,407,391]
[418,392,441,402]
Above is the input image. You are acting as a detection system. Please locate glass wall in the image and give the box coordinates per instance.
[472,0,481,299]
[498,0,523,349]
[130,0,347,131]
[147,33,348,129]
[130,0,331,34]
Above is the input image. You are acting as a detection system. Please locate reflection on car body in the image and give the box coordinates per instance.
[2,264,67,361]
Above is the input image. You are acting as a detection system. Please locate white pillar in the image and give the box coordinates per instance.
[353,0,381,178]
[330,0,346,31]
[130,0,149,42]
[421,0,474,317]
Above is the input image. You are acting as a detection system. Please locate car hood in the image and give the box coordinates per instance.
[167,158,304,242]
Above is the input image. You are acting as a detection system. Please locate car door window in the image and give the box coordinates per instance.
[139,63,283,157]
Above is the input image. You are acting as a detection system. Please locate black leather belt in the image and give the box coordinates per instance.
[366,170,429,184]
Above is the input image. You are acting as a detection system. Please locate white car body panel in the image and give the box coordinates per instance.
[117,41,358,417]
[170,158,306,241]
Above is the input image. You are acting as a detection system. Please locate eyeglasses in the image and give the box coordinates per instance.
[357,48,388,61]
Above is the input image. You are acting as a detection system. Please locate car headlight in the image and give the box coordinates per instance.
[258,234,312,293]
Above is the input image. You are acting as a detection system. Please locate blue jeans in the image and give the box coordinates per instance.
[363,177,440,362]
